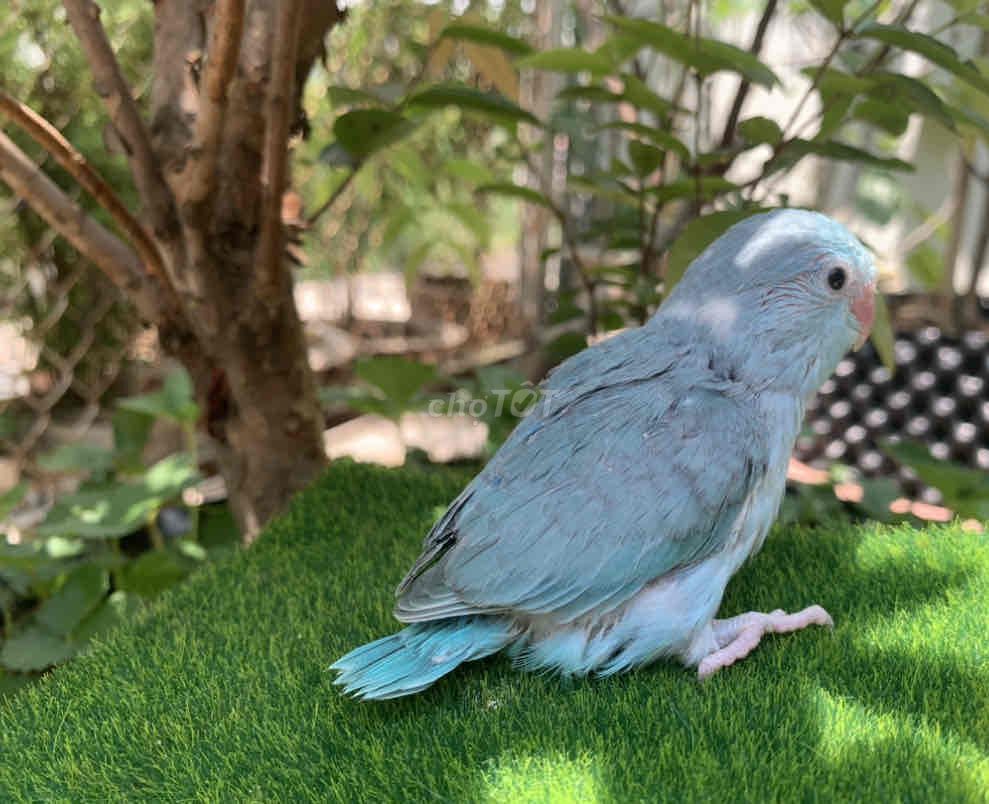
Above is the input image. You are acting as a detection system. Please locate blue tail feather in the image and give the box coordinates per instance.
[331,616,516,700]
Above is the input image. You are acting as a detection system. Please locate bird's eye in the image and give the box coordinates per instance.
[827,267,847,291]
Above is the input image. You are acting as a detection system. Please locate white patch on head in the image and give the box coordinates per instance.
[735,220,794,270]
[697,297,739,340]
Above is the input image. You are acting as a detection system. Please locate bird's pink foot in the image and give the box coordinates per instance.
[697,605,833,680]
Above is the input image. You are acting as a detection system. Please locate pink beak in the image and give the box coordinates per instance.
[851,282,876,350]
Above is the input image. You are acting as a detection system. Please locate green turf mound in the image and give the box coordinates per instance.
[0,461,986,802]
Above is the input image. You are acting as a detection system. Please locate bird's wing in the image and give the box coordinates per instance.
[395,327,772,624]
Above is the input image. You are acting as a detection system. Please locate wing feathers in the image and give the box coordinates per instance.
[396,326,775,625]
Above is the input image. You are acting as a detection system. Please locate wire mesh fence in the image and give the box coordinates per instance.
[0,211,138,494]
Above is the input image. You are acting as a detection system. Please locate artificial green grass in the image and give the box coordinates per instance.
[0,461,987,803]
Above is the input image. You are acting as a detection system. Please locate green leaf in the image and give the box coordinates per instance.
[0,483,27,522]
[665,209,767,292]
[443,158,495,184]
[0,410,22,441]
[806,66,874,98]
[589,263,638,286]
[605,16,779,88]
[0,540,66,578]
[776,139,913,172]
[0,627,77,672]
[325,86,388,107]
[545,332,587,363]
[881,439,989,520]
[353,357,439,416]
[163,370,198,419]
[598,122,690,159]
[37,443,114,476]
[854,477,899,523]
[407,84,539,127]
[857,23,989,95]
[319,142,358,168]
[199,504,241,551]
[594,33,647,67]
[37,455,199,540]
[112,407,153,474]
[556,84,622,104]
[738,116,783,145]
[176,540,208,561]
[389,146,430,186]
[73,591,140,644]
[627,140,664,175]
[117,368,199,424]
[446,202,491,243]
[905,241,942,289]
[598,309,626,331]
[620,75,675,117]
[818,95,856,140]
[809,0,848,27]
[44,537,85,559]
[378,208,413,251]
[556,77,674,118]
[853,98,910,135]
[478,182,556,211]
[649,177,739,205]
[950,104,989,139]
[959,13,989,30]
[35,565,108,636]
[870,292,896,375]
[36,486,155,539]
[117,549,190,598]
[516,48,614,76]
[473,365,528,397]
[331,109,414,162]
[568,175,638,206]
[144,453,199,496]
[439,24,533,56]
[0,670,35,699]
[549,298,585,325]
[866,73,956,132]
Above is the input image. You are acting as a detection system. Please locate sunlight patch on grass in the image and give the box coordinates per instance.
[482,752,601,804]
[813,687,989,792]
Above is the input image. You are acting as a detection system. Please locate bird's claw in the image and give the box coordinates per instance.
[697,604,834,680]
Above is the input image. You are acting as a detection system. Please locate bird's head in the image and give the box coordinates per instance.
[660,209,877,399]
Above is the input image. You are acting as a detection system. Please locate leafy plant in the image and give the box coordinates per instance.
[315,3,989,369]
[320,357,537,453]
[438,364,541,452]
[0,369,238,693]
[320,356,441,420]
[779,464,902,528]
[882,438,989,520]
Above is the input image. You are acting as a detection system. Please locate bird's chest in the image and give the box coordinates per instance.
[727,394,802,563]
[728,468,787,568]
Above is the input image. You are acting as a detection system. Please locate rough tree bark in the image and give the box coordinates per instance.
[0,0,343,542]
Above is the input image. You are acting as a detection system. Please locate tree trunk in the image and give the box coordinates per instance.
[147,0,339,541]
[0,0,343,543]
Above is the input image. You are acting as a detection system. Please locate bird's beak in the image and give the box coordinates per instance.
[851,281,876,351]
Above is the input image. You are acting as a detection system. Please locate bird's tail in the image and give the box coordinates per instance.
[331,616,517,700]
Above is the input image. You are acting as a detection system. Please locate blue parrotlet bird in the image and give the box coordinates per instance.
[332,209,877,700]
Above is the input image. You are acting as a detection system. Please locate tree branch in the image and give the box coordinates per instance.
[62,0,182,252]
[182,0,246,210]
[0,90,168,288]
[306,168,356,226]
[0,130,161,322]
[719,0,778,149]
[255,0,305,299]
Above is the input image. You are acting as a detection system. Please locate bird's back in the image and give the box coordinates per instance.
[395,322,796,627]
